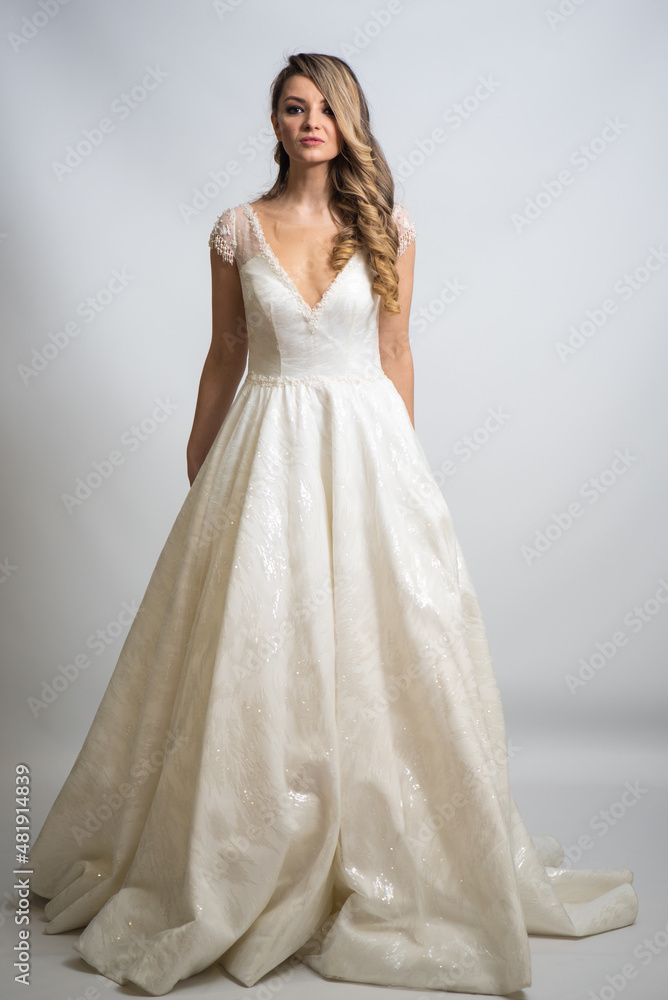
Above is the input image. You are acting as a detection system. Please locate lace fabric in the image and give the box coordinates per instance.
[208,201,417,269]
[208,202,416,337]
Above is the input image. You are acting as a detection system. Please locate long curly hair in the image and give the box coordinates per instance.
[256,52,403,314]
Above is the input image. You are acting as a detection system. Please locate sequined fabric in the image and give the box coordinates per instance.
[30,202,638,996]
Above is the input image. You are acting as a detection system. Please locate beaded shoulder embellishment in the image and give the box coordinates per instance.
[394,206,417,257]
[208,213,235,264]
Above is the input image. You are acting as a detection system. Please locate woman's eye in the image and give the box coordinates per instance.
[285,105,334,117]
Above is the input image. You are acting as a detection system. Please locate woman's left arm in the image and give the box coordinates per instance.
[378,238,416,427]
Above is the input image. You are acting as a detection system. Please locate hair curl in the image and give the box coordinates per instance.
[255,52,403,314]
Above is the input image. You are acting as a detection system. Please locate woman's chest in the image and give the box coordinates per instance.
[255,218,341,309]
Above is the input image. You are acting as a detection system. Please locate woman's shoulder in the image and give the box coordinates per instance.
[209,202,250,231]
[391,202,417,256]
[208,202,256,264]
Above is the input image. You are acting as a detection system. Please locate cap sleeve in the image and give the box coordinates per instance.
[208,206,236,264]
[393,203,416,257]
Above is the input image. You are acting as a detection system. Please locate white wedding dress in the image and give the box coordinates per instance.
[30,202,638,996]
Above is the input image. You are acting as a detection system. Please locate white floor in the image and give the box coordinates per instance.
[2,779,666,1000]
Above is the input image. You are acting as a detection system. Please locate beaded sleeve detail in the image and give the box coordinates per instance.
[208,208,236,264]
[393,204,417,258]
[392,204,417,257]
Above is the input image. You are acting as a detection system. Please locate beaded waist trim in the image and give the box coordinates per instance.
[244,371,386,387]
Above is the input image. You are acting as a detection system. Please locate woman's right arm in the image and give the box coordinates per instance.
[186,249,248,486]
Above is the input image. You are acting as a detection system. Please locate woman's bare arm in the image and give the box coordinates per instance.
[186,250,248,485]
[378,239,416,427]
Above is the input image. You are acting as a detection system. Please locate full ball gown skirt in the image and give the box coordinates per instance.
[29,203,638,996]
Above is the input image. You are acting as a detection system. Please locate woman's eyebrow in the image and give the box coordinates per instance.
[282,95,329,104]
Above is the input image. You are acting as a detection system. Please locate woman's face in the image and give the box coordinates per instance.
[272,74,343,164]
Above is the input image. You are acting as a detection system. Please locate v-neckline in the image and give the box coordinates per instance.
[243,201,358,317]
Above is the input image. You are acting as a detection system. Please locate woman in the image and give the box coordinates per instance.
[30,52,638,996]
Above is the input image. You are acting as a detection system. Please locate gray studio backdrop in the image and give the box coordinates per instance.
[1,0,667,889]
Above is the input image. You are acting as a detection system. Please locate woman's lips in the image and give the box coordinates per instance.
[300,138,323,144]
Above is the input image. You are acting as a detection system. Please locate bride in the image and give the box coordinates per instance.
[29,51,638,997]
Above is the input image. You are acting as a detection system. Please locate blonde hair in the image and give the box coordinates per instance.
[257,52,403,314]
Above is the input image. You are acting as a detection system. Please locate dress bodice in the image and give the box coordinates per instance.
[208,202,416,383]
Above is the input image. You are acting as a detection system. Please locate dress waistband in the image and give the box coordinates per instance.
[244,370,386,387]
